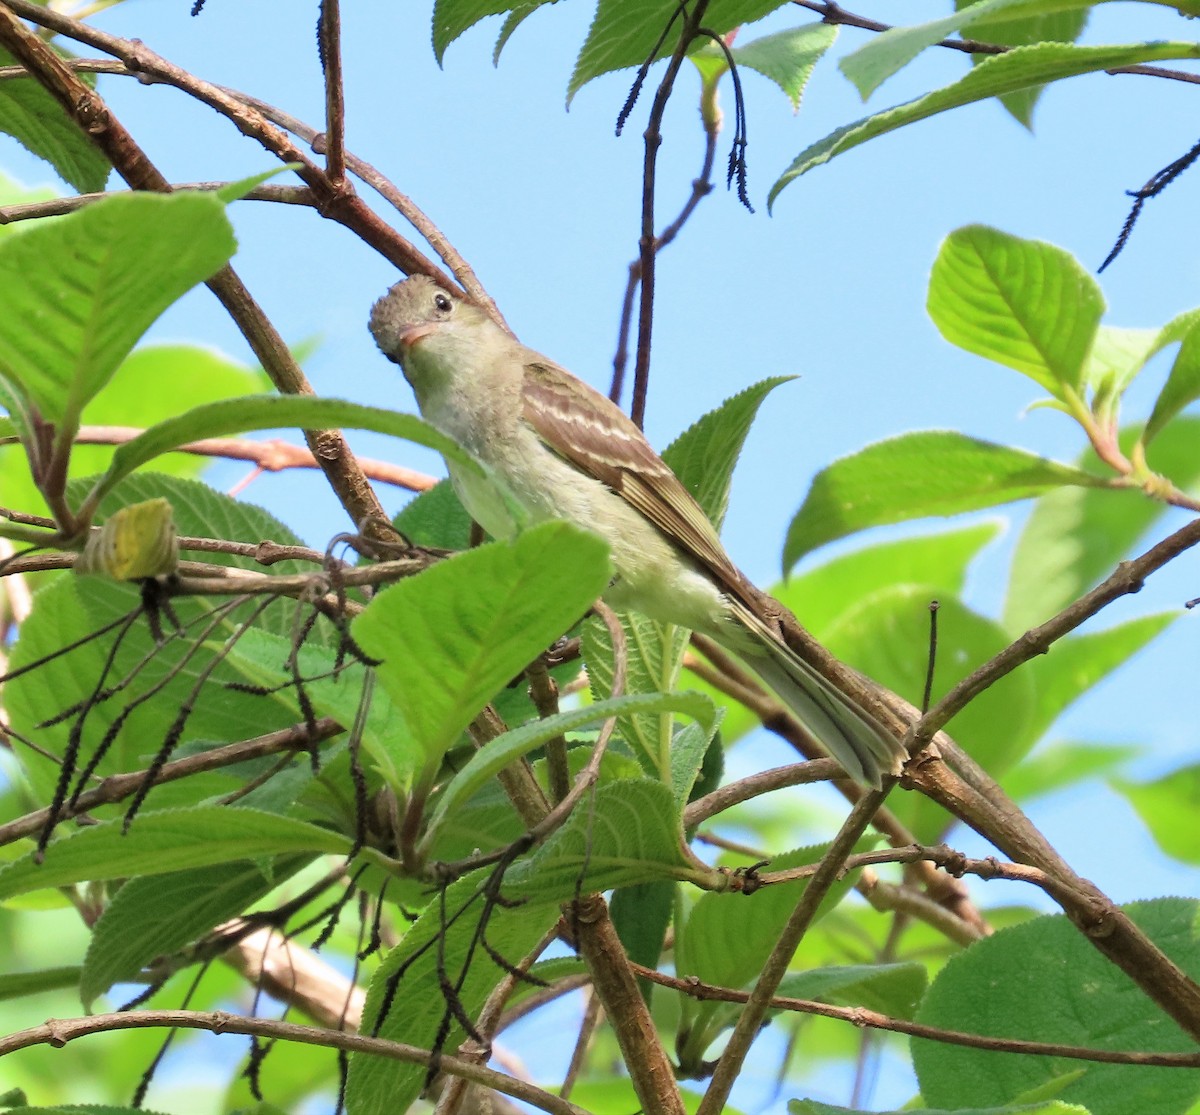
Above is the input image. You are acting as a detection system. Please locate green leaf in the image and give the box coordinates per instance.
[783,431,1106,568]
[692,524,999,746]
[1116,766,1200,864]
[611,879,676,1000]
[839,0,1091,101]
[824,589,1035,830]
[786,522,1001,632]
[961,6,1090,127]
[914,899,1200,1115]
[0,46,110,193]
[1083,325,1161,398]
[81,856,312,1009]
[1015,613,1175,757]
[423,689,715,846]
[503,780,697,898]
[0,807,351,901]
[5,473,327,806]
[662,375,792,530]
[567,0,791,104]
[86,396,481,515]
[675,842,873,1067]
[927,226,1104,397]
[693,24,838,111]
[0,192,234,433]
[776,961,927,1019]
[769,40,1200,207]
[1002,741,1138,804]
[677,844,868,990]
[584,611,688,782]
[1003,419,1200,633]
[432,0,531,62]
[1145,318,1200,445]
[347,872,559,1115]
[352,522,611,771]
[0,342,265,521]
[393,478,472,550]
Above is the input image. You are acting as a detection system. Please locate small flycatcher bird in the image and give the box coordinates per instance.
[369,276,904,787]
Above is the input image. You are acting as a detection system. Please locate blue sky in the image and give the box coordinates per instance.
[3,1,1199,1110]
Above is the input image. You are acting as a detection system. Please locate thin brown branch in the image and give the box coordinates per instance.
[0,718,341,847]
[910,515,1200,750]
[0,49,503,321]
[686,636,988,934]
[683,758,841,825]
[0,182,315,223]
[794,0,1200,86]
[0,1009,590,1115]
[0,6,396,541]
[630,0,711,429]
[71,425,437,493]
[635,965,1200,1067]
[1,0,448,285]
[317,0,346,186]
[856,868,983,947]
[698,785,892,1115]
[611,108,717,405]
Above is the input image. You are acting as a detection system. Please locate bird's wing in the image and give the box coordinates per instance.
[520,357,745,593]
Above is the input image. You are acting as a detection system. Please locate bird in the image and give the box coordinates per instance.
[369,275,905,787]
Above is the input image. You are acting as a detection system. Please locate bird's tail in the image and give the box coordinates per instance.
[727,605,905,789]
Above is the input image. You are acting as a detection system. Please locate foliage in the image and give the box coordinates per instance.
[0,2,1198,1115]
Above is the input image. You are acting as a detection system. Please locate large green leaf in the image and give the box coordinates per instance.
[567,0,791,103]
[503,779,698,898]
[4,473,325,805]
[1003,419,1200,633]
[0,342,264,521]
[770,40,1200,207]
[85,396,481,515]
[584,610,687,782]
[0,192,234,433]
[0,46,110,193]
[80,856,312,1009]
[913,898,1200,1115]
[347,871,559,1115]
[662,375,792,530]
[783,431,1106,568]
[0,807,351,900]
[1116,765,1200,865]
[674,842,873,1067]
[352,521,611,772]
[927,226,1104,397]
[423,689,715,847]
[838,0,1096,101]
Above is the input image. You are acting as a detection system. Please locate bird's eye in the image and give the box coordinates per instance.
[434,293,452,314]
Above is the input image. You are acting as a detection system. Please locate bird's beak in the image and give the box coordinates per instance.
[397,322,439,349]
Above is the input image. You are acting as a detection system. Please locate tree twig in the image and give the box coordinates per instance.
[635,965,1200,1067]
[0,1009,590,1115]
